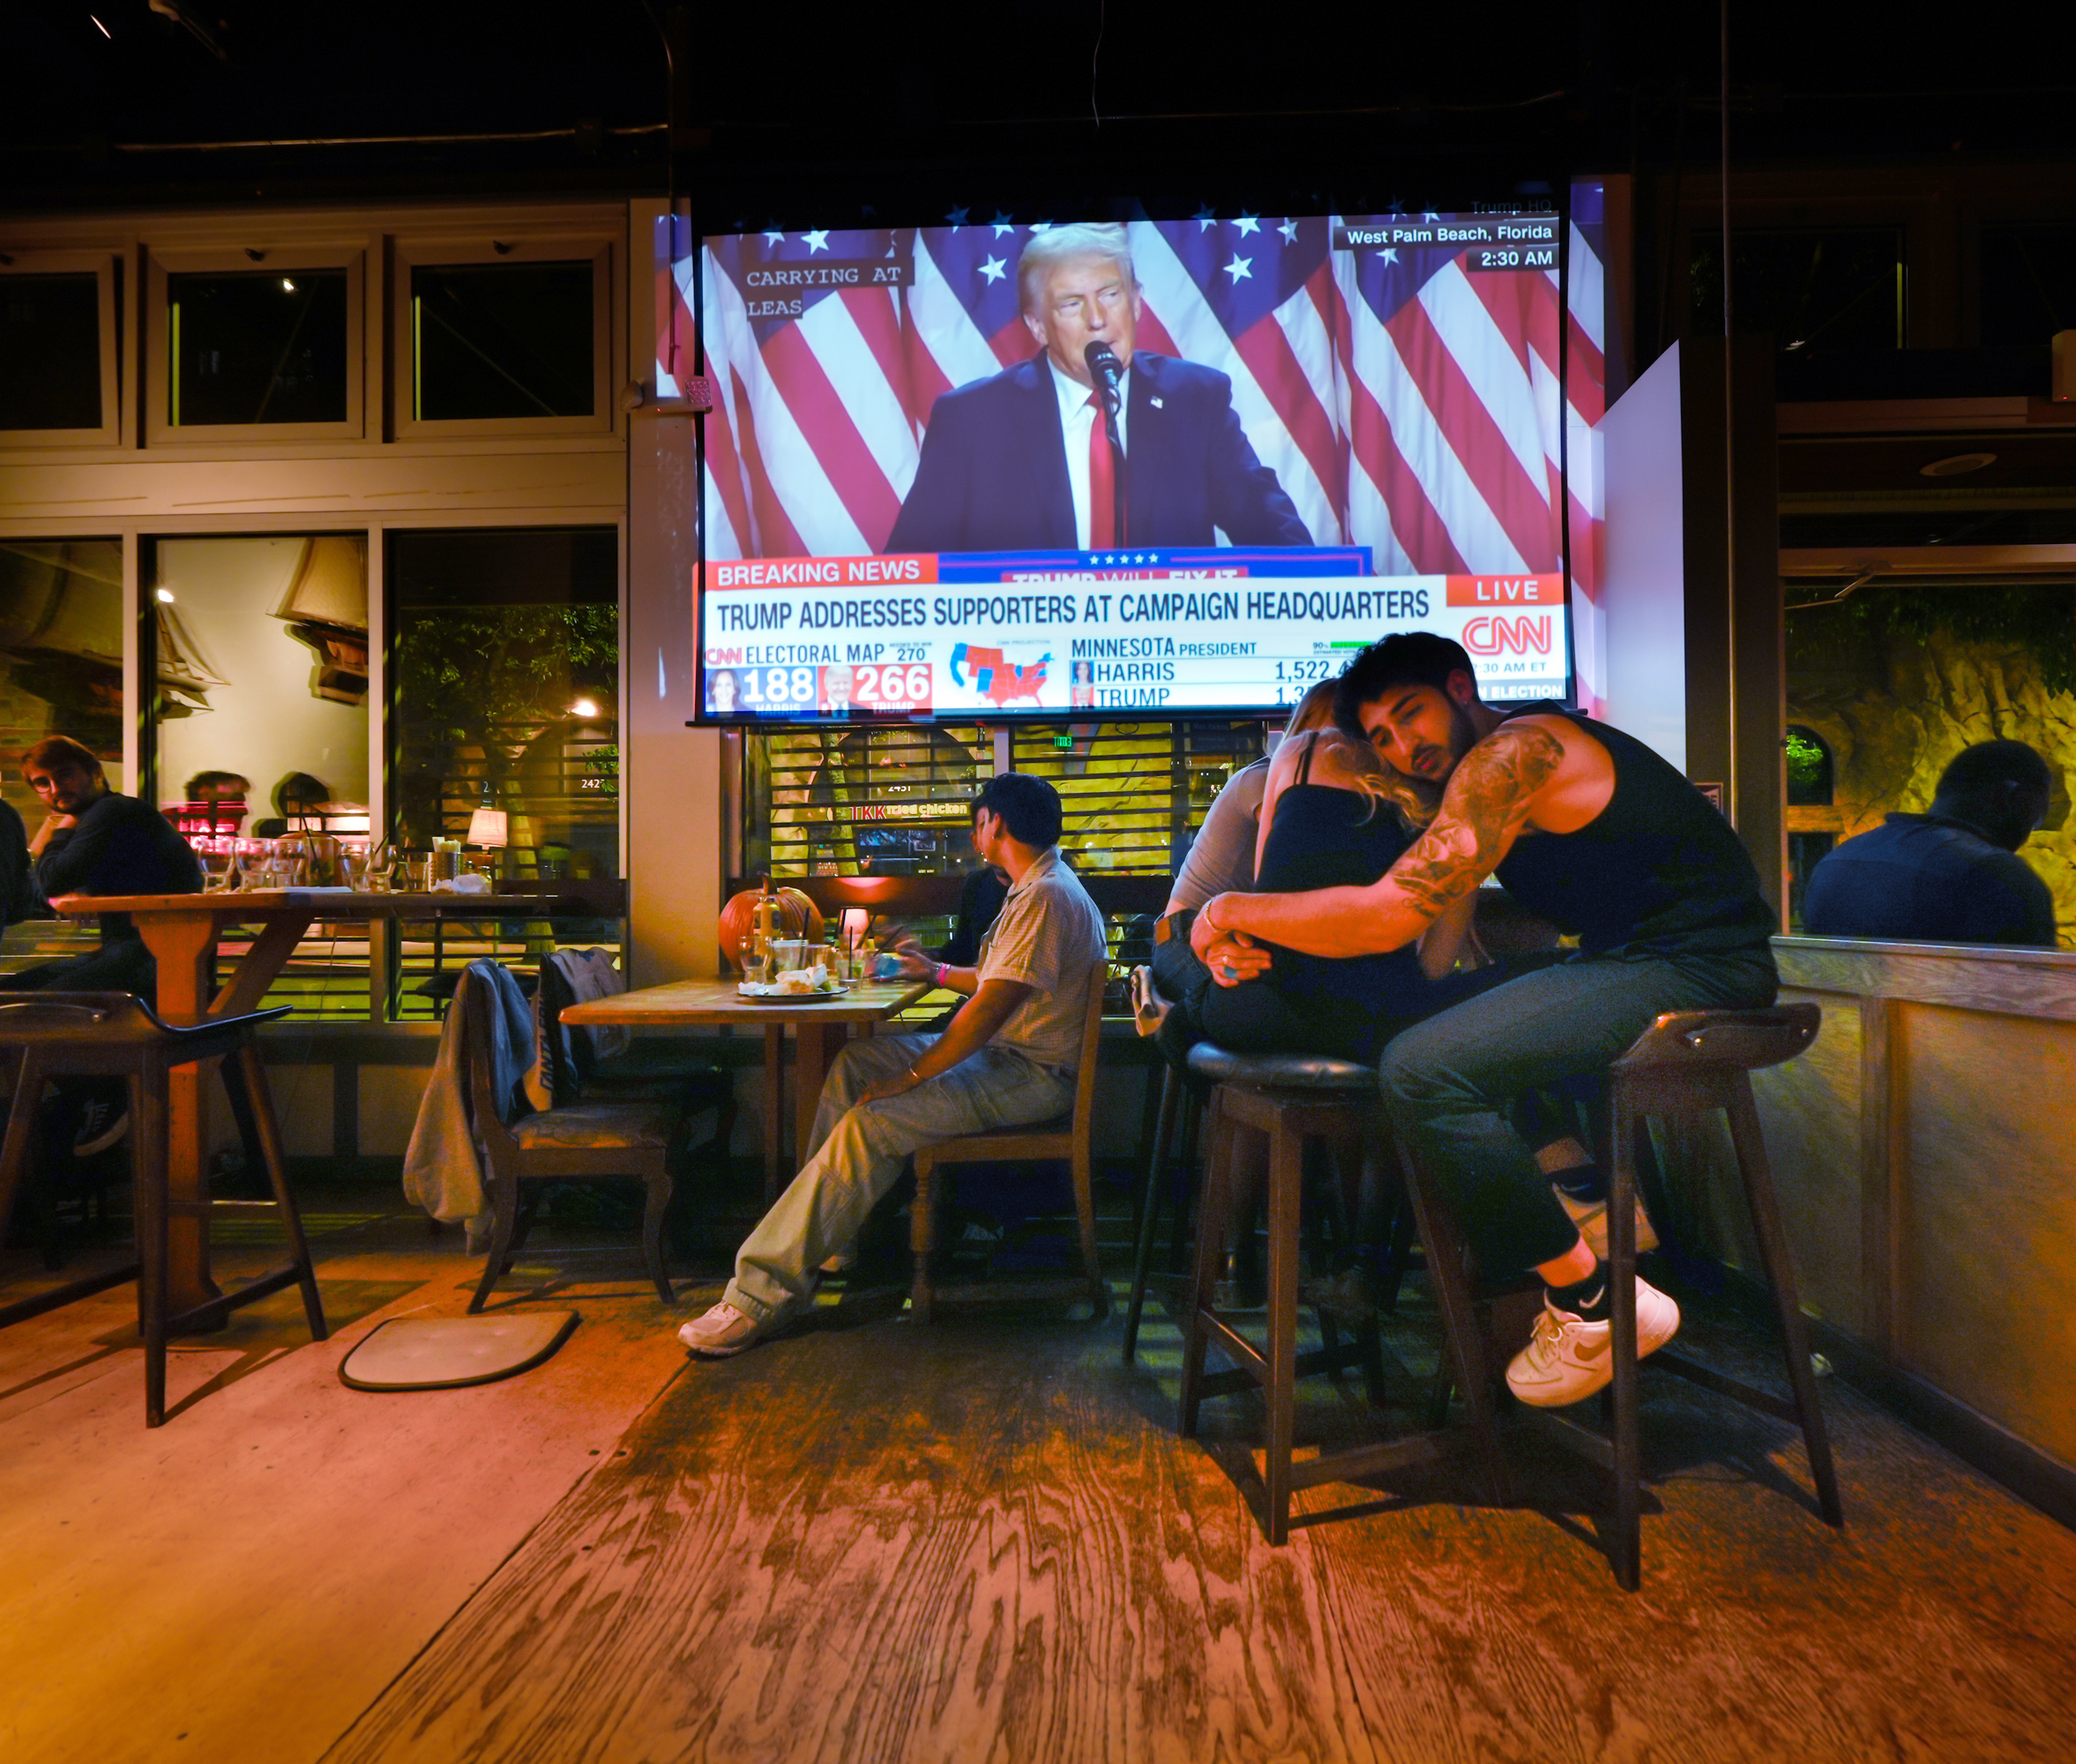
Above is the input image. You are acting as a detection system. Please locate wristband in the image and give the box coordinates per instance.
[936,962,949,987]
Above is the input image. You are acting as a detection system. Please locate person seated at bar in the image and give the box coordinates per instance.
[1802,740,2057,948]
[183,769,251,835]
[1192,634,1778,1408]
[1138,680,1341,1035]
[2,791,34,925]
[250,771,329,838]
[12,735,204,1155]
[678,772,1108,1357]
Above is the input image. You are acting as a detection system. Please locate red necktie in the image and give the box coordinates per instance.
[1086,393,1115,550]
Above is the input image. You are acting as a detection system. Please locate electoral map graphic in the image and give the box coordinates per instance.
[948,644,1050,708]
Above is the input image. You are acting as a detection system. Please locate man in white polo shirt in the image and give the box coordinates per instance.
[680,772,1108,1357]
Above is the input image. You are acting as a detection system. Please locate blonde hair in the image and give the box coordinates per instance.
[1017,223,1137,315]
[1281,682,1441,830]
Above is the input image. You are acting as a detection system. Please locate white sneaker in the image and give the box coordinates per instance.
[1505,1278,1681,1408]
[677,1301,766,1357]
[1555,1185,1661,1259]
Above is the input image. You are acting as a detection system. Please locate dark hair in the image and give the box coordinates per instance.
[273,772,330,815]
[21,735,102,777]
[1333,632,1478,731]
[973,771,1064,848]
[1932,739,2052,846]
[185,770,250,798]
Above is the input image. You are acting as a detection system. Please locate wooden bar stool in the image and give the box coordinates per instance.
[1522,1003,1843,1588]
[1176,1043,1508,1544]
[0,993,328,1426]
[1122,1028,1213,1364]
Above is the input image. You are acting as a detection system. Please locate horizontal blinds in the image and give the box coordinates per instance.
[748,718,1268,883]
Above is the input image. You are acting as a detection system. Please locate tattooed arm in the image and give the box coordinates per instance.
[1194,719,1571,964]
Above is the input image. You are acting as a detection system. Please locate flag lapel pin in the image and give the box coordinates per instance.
[1149,396,1164,409]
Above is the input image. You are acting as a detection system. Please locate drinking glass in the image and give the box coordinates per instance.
[199,837,238,893]
[400,852,432,893]
[339,845,370,891]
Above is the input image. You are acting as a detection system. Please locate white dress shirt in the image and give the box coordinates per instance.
[1049,355,1131,550]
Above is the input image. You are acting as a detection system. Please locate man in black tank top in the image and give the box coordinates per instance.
[1191,633,1778,1408]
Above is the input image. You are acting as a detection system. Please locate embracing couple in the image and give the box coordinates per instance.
[1146,632,1778,1409]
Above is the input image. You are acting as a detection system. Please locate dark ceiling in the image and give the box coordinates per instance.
[3,0,2071,218]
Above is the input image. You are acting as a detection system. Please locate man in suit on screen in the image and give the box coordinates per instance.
[885,223,1312,556]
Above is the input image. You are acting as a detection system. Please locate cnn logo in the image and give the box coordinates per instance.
[1462,615,1551,657]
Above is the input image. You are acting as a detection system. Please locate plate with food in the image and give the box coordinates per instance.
[736,978,851,1002]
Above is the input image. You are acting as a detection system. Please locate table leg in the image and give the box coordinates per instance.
[762,1025,784,1207]
[793,1022,848,1182]
[138,911,225,1322]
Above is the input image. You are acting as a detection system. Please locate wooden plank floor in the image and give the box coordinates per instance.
[0,1206,696,1764]
[323,1285,2076,1764]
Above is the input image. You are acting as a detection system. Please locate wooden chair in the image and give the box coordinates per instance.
[0,992,326,1426]
[909,959,1110,1324]
[460,965,679,1313]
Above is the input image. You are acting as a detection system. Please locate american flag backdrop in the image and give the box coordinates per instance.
[661,196,1609,697]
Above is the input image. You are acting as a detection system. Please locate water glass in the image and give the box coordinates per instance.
[400,853,432,892]
[339,846,370,891]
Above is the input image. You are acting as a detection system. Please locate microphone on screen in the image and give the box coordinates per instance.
[1084,340,1124,415]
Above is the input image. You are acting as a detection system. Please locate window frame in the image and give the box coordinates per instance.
[145,244,368,446]
[389,235,614,441]
[0,248,122,449]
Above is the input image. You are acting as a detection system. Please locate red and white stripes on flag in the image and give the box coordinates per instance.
[670,209,1608,628]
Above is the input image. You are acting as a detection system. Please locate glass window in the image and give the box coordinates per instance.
[410,261,595,421]
[168,269,348,426]
[1979,224,2076,348]
[147,535,372,1016]
[0,274,102,430]
[1785,579,2072,943]
[0,539,123,825]
[388,528,619,877]
[1691,228,1904,351]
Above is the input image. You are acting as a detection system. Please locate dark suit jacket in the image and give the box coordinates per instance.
[885,352,1311,554]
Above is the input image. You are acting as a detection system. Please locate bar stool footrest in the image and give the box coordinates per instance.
[0,1260,141,1331]
[1651,1349,1803,1423]
[1288,1430,1467,1493]
[1519,1403,1619,1474]
[166,1262,327,1338]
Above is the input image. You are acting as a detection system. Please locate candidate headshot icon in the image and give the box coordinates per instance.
[821,663,855,714]
[708,667,741,715]
[1070,658,1095,708]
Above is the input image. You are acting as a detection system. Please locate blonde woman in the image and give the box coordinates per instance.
[1193,701,1480,1065]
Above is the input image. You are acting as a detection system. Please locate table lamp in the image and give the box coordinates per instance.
[467,807,509,882]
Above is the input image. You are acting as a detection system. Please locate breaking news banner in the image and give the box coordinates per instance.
[698,549,1568,719]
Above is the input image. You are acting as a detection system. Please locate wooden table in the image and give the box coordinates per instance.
[35,888,560,1323]
[560,977,932,1202]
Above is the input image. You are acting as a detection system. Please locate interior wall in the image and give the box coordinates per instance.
[153,535,369,810]
[1599,344,1688,766]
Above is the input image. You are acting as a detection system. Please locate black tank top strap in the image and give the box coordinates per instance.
[1293,729,1320,788]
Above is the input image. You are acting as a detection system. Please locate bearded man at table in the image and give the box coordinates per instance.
[680,772,1107,1357]
[10,735,203,1156]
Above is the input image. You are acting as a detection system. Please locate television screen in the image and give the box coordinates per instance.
[669,206,1600,722]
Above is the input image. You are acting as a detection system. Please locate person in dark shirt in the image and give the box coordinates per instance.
[1803,740,2057,948]
[13,736,204,1156]
[1,796,34,925]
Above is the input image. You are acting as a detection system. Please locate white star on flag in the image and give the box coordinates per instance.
[1223,255,1252,282]
[945,206,969,226]
[1029,221,1054,233]
[762,229,784,244]
[1381,247,1399,264]
[804,230,830,253]
[979,256,1006,283]
[1194,203,1216,231]
[990,211,1015,236]
[1277,219,1298,243]
[1233,213,1260,235]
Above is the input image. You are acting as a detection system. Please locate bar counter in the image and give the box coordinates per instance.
[1733,934,2076,1523]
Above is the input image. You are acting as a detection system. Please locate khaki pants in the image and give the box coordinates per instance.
[724,1033,1073,1324]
